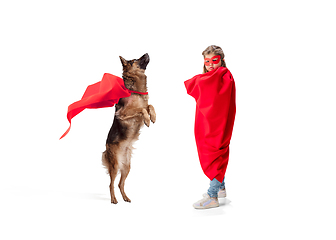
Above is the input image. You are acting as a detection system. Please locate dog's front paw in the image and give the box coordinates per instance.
[148,105,156,123]
[142,108,150,127]
[150,112,156,124]
[144,116,150,127]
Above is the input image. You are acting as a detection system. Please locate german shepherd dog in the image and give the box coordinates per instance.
[102,53,156,204]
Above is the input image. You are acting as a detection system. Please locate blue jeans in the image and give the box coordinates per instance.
[207,177,225,198]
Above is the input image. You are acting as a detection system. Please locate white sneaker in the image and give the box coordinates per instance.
[202,188,226,199]
[193,194,219,209]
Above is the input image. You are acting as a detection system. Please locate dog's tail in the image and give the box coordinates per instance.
[102,150,110,174]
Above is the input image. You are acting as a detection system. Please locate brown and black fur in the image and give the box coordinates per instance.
[102,53,156,204]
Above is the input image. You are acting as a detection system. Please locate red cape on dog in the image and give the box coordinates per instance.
[184,67,236,183]
[60,73,148,139]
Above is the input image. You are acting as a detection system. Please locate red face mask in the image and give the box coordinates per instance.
[204,55,221,66]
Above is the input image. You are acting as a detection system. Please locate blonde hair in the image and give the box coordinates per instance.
[202,45,226,73]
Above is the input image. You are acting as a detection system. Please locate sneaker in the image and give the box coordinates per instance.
[193,194,219,209]
[218,188,227,198]
[202,188,226,199]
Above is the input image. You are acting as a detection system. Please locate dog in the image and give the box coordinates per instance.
[102,53,156,204]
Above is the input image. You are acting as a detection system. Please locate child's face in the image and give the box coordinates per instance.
[204,54,222,72]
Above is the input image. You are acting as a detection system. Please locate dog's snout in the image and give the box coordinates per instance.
[143,53,149,59]
[141,53,149,62]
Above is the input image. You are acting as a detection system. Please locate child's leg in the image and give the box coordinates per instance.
[218,177,227,198]
[207,178,222,198]
[220,177,225,190]
[194,178,221,209]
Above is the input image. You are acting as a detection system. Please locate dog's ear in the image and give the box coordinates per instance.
[138,53,150,70]
[119,56,127,67]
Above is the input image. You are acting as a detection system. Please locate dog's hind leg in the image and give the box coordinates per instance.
[119,169,131,202]
[103,148,119,204]
[109,165,119,204]
[118,147,132,202]
[119,164,131,202]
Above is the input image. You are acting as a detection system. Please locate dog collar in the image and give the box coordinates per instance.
[128,90,148,95]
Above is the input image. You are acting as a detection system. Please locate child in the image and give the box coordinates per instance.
[184,45,236,209]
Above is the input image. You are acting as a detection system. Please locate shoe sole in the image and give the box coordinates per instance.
[193,203,219,209]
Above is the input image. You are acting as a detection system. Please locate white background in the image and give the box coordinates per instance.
[1,0,335,239]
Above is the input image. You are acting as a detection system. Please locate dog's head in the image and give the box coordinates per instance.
[119,53,150,92]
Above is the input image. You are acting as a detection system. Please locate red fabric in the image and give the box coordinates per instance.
[184,67,236,183]
[60,73,139,139]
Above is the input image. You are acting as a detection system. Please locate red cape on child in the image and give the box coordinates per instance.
[184,67,236,183]
[60,73,147,139]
